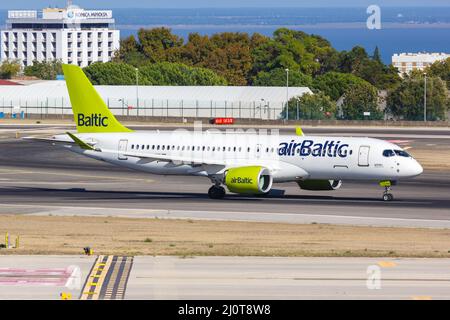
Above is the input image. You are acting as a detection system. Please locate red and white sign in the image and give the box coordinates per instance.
[213,118,235,125]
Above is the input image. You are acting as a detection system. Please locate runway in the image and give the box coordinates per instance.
[0,125,450,227]
[1,256,450,300]
[1,125,450,300]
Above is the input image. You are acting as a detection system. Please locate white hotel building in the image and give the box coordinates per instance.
[1,4,120,68]
[392,52,450,76]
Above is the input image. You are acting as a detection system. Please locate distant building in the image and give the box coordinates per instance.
[0,1,120,68]
[392,52,450,76]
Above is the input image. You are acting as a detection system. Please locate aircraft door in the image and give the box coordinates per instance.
[358,146,370,167]
[118,139,128,160]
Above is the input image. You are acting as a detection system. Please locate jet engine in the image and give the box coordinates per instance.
[224,166,273,195]
[297,180,342,191]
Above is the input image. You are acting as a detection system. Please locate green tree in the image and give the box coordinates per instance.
[427,57,450,90]
[114,35,147,67]
[341,81,382,120]
[139,62,227,86]
[137,27,184,63]
[338,46,400,90]
[253,68,313,87]
[251,28,322,77]
[372,46,382,64]
[283,92,336,120]
[24,60,63,80]
[83,62,147,85]
[387,71,449,121]
[196,32,254,86]
[0,60,21,79]
[313,72,371,101]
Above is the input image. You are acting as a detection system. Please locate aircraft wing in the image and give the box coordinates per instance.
[124,151,235,166]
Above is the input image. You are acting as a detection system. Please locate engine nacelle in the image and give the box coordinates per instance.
[297,180,342,191]
[225,166,273,195]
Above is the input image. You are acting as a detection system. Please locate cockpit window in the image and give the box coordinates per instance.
[394,150,411,158]
[383,150,395,157]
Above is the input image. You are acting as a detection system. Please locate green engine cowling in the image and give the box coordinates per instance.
[225,166,273,195]
[297,180,342,191]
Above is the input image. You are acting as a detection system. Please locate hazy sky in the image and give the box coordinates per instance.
[1,0,449,9]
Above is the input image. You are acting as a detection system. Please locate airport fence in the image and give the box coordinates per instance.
[0,97,286,120]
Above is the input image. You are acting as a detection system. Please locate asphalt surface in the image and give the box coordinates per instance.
[0,126,450,227]
[1,256,450,300]
[1,125,450,300]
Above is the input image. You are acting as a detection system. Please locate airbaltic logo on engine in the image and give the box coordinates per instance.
[279,140,350,158]
[77,114,109,127]
[231,177,253,184]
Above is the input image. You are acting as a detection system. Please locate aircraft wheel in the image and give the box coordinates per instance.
[208,186,226,199]
[383,193,394,202]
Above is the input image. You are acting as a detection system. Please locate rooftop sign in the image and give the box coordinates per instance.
[66,10,113,20]
[8,11,38,19]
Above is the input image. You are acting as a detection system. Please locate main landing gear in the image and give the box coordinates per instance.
[208,185,226,199]
[380,181,396,202]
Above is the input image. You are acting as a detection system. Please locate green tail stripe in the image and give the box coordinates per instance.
[62,64,132,133]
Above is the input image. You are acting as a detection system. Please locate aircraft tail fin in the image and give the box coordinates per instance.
[62,64,132,133]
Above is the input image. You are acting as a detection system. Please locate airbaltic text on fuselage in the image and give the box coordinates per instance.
[278,140,350,158]
[77,114,109,127]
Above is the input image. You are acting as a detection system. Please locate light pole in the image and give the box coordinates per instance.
[424,72,427,122]
[285,68,289,121]
[119,99,126,116]
[135,68,139,117]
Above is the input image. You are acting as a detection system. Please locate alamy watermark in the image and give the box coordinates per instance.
[366,265,382,290]
[367,5,382,30]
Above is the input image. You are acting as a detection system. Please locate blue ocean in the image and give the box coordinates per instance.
[2,7,450,64]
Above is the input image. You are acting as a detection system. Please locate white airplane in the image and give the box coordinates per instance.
[28,65,423,201]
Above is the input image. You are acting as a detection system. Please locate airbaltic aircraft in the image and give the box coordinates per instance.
[28,65,423,201]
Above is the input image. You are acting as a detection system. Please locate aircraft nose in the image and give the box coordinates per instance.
[414,161,424,176]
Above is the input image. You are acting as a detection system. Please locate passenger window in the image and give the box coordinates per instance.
[383,150,395,157]
[131,145,134,150]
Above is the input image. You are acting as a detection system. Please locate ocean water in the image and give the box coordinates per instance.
[1,7,450,64]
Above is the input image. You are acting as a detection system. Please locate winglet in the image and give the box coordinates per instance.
[66,132,95,151]
[296,127,304,136]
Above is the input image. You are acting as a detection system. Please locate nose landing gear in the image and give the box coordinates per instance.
[380,181,396,201]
